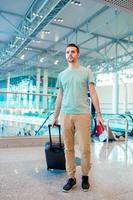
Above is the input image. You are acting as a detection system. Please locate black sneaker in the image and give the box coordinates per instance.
[82,176,90,191]
[62,178,76,192]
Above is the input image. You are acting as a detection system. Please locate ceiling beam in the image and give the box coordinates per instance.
[0,0,71,68]
[118,42,133,60]
[51,22,133,45]
[0,9,23,18]
[0,40,8,45]
[91,32,133,45]
[47,5,110,51]
[0,13,23,36]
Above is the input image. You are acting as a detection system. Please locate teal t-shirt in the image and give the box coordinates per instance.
[56,66,95,114]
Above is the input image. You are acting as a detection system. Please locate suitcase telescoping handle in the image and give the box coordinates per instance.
[48,124,62,149]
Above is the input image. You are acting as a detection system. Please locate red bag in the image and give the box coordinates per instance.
[96,123,104,136]
[96,123,107,142]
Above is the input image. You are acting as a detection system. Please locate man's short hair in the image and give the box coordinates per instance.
[66,43,79,53]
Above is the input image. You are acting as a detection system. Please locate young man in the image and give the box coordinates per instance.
[52,43,104,192]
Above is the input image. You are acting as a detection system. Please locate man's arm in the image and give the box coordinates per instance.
[52,88,63,126]
[88,83,104,124]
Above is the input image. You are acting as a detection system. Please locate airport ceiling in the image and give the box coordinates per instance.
[0,0,133,78]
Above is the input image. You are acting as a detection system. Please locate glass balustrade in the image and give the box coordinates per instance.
[0,91,133,138]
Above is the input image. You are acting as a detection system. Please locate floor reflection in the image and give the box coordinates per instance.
[92,140,133,166]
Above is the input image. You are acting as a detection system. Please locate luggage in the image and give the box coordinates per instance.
[44,124,66,170]
[96,122,107,142]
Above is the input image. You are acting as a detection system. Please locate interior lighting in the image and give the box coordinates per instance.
[71,0,81,6]
[33,12,43,18]
[6,50,12,54]
[54,17,63,23]
[16,36,25,41]
[35,40,40,43]
[32,12,39,17]
[24,25,28,29]
[32,39,40,43]
[40,57,44,63]
[54,60,59,65]
[23,26,32,31]
[40,31,45,39]
[16,36,21,40]
[71,0,74,4]
[20,54,25,60]
[9,44,15,48]
[24,47,32,51]
[44,30,50,34]
[14,169,18,174]
[35,168,39,173]
[2,53,5,57]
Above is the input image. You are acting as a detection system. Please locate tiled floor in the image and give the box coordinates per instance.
[0,140,133,200]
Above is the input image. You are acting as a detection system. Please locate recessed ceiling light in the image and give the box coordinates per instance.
[71,0,74,4]
[20,54,25,60]
[44,30,50,34]
[54,17,63,23]
[40,57,44,63]
[25,47,32,51]
[54,60,59,65]
[33,12,43,18]
[16,36,25,41]
[10,44,15,48]
[23,26,32,31]
[32,39,40,43]
[71,0,81,6]
[6,50,12,54]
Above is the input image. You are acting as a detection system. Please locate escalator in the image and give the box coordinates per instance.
[124,113,133,136]
[102,113,133,136]
[35,112,54,136]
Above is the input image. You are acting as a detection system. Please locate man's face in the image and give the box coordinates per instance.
[66,46,79,63]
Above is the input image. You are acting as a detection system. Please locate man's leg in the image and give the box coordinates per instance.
[61,114,76,192]
[74,114,91,191]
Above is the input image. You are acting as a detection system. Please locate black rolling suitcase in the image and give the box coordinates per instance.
[44,124,66,170]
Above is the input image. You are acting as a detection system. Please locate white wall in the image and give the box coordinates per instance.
[96,83,133,114]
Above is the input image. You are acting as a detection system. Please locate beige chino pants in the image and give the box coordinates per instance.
[61,113,91,178]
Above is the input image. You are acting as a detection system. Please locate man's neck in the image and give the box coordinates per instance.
[68,62,80,69]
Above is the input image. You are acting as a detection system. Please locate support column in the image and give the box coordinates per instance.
[6,73,10,108]
[112,72,119,114]
[18,85,21,109]
[43,68,48,111]
[36,67,40,111]
[123,83,128,113]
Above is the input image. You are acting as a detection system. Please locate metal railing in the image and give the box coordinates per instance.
[106,118,128,150]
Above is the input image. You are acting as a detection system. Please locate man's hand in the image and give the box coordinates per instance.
[96,113,104,125]
[51,118,58,128]
[51,88,63,127]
